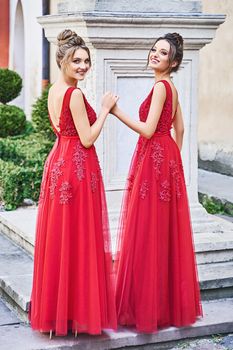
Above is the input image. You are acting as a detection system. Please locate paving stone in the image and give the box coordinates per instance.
[0,299,19,326]
[171,339,226,349]
[219,334,233,349]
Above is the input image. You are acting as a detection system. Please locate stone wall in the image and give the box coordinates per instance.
[198,0,233,175]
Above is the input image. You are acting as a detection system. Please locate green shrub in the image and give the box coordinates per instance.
[0,68,22,104]
[199,193,233,216]
[0,133,53,166]
[0,159,44,210]
[0,104,26,137]
[0,160,25,210]
[31,85,55,140]
[199,193,224,214]
[24,120,35,135]
[0,134,53,209]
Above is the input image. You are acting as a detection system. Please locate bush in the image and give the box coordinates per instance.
[0,104,26,137]
[0,160,24,210]
[0,159,45,210]
[0,133,53,166]
[31,85,55,140]
[0,134,53,209]
[199,193,233,216]
[0,68,22,104]
[24,120,35,135]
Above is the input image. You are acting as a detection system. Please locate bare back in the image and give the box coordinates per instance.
[48,85,72,132]
[168,80,178,119]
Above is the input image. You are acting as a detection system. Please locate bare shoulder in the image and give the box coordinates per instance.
[47,85,54,99]
[69,88,87,117]
[70,88,84,107]
[71,88,82,97]
[152,81,166,100]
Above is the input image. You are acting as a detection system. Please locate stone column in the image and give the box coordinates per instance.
[38,0,225,244]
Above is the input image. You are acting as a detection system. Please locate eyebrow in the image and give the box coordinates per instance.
[73,57,89,60]
[154,46,169,52]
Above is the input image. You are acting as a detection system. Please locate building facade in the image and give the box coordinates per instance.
[198,0,233,176]
[0,0,43,117]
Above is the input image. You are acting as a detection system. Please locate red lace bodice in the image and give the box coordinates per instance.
[139,80,173,134]
[49,87,97,137]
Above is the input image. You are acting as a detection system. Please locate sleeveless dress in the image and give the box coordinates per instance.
[29,87,117,336]
[115,80,202,333]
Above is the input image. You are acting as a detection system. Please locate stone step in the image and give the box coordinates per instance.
[0,208,36,256]
[0,233,33,321]
[193,221,224,233]
[0,298,233,350]
[1,231,233,323]
[1,215,233,267]
[1,209,233,266]
[198,261,233,300]
[198,169,233,205]
[194,231,233,264]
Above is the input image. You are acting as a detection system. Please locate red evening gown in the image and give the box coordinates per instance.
[29,87,117,336]
[115,80,202,333]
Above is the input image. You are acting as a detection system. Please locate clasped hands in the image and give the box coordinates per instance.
[101,91,120,116]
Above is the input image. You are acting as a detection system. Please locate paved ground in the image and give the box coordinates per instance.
[170,335,233,349]
[0,298,233,350]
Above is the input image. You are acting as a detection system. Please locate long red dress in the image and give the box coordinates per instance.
[29,87,117,336]
[115,80,202,333]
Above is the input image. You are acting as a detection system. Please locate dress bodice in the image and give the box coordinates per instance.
[139,80,173,134]
[49,87,97,137]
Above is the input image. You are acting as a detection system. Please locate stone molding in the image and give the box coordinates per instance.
[57,0,202,14]
[38,13,225,49]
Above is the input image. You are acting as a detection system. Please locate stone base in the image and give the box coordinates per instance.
[199,142,233,176]
[0,298,233,350]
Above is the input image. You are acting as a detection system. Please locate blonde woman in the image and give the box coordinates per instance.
[29,29,118,337]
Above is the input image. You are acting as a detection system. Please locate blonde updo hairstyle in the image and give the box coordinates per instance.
[56,29,91,70]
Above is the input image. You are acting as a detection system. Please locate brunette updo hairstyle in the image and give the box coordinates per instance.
[56,29,91,69]
[148,32,183,73]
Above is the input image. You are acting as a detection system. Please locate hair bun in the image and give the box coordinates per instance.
[171,32,183,48]
[57,29,85,47]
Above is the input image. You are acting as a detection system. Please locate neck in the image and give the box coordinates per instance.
[154,71,170,83]
[58,72,78,87]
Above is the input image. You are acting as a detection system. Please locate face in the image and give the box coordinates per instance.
[65,48,91,81]
[148,39,171,72]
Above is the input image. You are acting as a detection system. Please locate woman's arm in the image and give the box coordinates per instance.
[70,90,118,148]
[111,82,166,139]
[172,101,184,151]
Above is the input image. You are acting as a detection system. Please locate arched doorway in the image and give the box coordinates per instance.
[13,0,25,109]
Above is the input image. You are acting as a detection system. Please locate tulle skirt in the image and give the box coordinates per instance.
[29,136,117,336]
[115,133,202,333]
